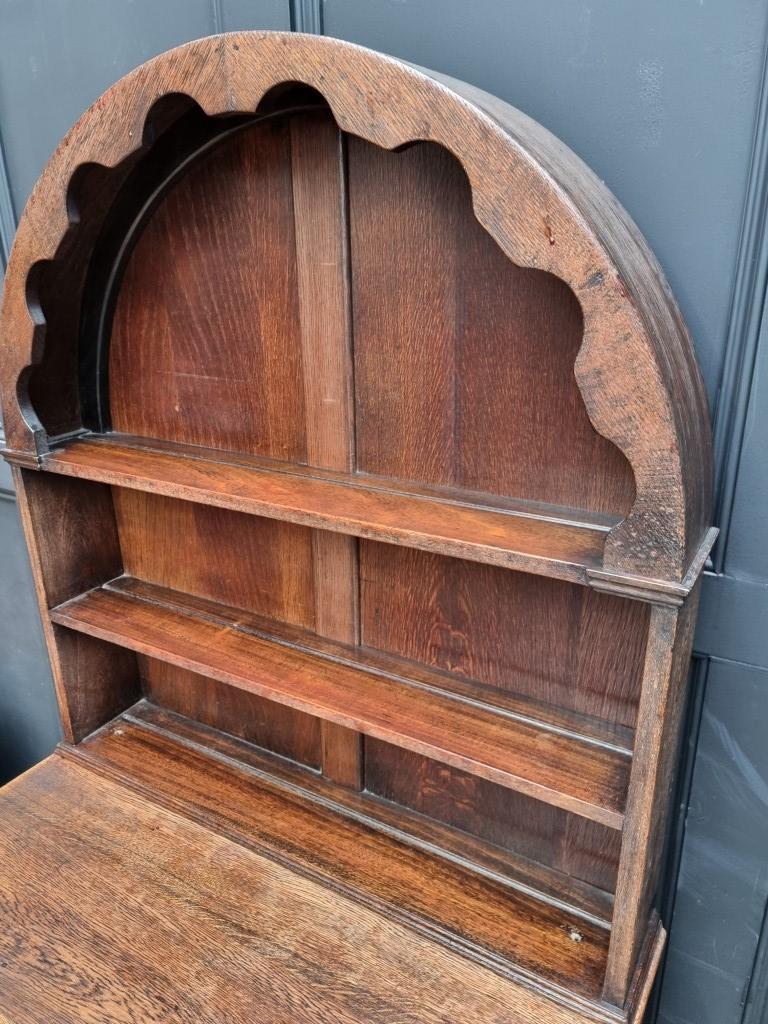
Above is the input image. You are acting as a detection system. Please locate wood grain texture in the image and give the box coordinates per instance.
[290,110,362,787]
[349,136,635,516]
[358,540,646,886]
[43,435,614,585]
[360,542,650,729]
[109,575,635,752]
[109,116,307,460]
[0,754,610,1024]
[49,579,631,827]
[113,488,316,627]
[13,468,139,741]
[0,31,716,1018]
[17,469,123,609]
[603,583,701,1005]
[140,658,321,769]
[291,111,354,477]
[112,488,321,767]
[26,159,133,439]
[47,626,138,745]
[0,31,712,582]
[72,721,612,1002]
[124,700,616,925]
[365,740,622,895]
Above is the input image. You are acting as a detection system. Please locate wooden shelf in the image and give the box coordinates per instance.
[41,434,617,584]
[1,748,621,1024]
[65,704,614,1002]
[119,699,616,925]
[50,576,631,828]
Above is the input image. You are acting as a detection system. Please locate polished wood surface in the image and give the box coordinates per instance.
[13,468,140,742]
[360,541,650,728]
[349,136,635,516]
[0,753,612,1024]
[70,707,612,998]
[43,434,614,584]
[114,481,322,768]
[110,117,306,457]
[604,582,702,1002]
[142,659,322,769]
[0,30,714,1022]
[50,577,631,827]
[124,699,617,924]
[290,111,362,787]
[364,739,623,895]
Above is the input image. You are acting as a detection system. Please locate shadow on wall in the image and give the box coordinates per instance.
[0,492,61,784]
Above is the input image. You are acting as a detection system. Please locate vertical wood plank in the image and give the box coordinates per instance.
[290,111,362,789]
[603,585,700,1005]
[348,135,635,516]
[13,467,139,741]
[110,120,307,460]
[14,467,75,742]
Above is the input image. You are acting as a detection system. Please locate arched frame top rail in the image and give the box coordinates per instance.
[0,31,713,584]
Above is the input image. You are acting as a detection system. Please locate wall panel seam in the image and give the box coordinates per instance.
[645,656,711,1022]
[290,0,323,34]
[742,896,768,1023]
[0,125,16,452]
[712,31,768,573]
[0,126,16,276]
[210,0,224,35]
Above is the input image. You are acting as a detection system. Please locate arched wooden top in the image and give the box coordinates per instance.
[0,31,712,584]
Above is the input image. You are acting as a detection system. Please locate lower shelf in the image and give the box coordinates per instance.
[0,703,663,1024]
[100,699,616,925]
[72,703,610,1000]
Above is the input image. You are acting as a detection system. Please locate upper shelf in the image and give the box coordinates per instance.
[39,433,615,585]
[0,33,713,588]
[34,433,716,599]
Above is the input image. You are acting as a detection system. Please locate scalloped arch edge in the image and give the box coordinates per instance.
[0,31,713,586]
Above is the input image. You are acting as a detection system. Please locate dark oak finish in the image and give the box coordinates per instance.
[0,754,616,1024]
[114,575,635,747]
[349,136,636,517]
[42,433,615,584]
[604,582,702,1002]
[113,483,323,768]
[70,710,612,999]
[360,541,650,728]
[0,30,713,1024]
[364,740,623,896]
[126,699,618,924]
[13,468,140,742]
[50,576,631,827]
[0,33,713,581]
[141,659,322,769]
[290,111,362,787]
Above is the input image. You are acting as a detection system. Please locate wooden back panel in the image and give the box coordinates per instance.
[102,107,649,703]
[113,489,322,769]
[360,542,649,729]
[106,109,634,511]
[349,138,635,515]
[1,33,713,583]
[95,106,647,891]
[110,118,307,459]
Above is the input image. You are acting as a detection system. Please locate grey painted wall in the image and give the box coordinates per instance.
[323,0,767,403]
[1,3,767,1023]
